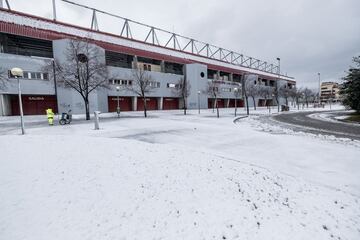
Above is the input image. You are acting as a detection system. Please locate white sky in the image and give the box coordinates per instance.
[5,0,360,89]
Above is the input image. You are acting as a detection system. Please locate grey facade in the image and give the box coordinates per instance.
[0,36,294,116]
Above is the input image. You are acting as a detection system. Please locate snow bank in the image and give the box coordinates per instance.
[0,108,359,239]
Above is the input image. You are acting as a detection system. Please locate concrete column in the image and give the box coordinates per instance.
[132,96,137,111]
[216,70,221,80]
[229,73,233,82]
[158,97,163,110]
[0,94,11,116]
[225,98,230,108]
[132,55,138,69]
[160,60,165,73]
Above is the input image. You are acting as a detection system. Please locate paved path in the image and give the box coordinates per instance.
[271,111,360,141]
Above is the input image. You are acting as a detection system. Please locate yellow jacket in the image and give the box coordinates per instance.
[46,109,54,118]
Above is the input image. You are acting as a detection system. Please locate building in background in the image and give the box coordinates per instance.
[0,5,295,116]
[320,82,340,103]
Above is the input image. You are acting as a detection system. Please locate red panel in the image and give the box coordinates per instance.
[229,99,244,108]
[208,98,214,109]
[10,95,57,115]
[258,99,266,107]
[108,96,132,112]
[208,98,226,108]
[137,98,158,111]
[217,99,225,108]
[163,98,179,110]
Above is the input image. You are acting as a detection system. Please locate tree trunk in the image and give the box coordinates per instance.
[296,97,300,110]
[252,96,256,110]
[85,98,90,120]
[285,97,288,106]
[143,97,147,118]
[183,97,187,115]
[245,95,249,115]
[212,99,215,113]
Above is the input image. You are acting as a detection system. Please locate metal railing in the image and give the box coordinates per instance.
[2,0,292,78]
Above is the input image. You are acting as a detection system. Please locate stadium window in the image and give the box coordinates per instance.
[23,71,30,79]
[42,73,49,80]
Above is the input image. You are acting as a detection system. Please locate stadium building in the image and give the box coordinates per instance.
[0,0,295,116]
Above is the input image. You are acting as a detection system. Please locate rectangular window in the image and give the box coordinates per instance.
[23,71,30,79]
[42,73,49,80]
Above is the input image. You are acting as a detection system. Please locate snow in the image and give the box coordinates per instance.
[308,112,359,126]
[0,10,293,80]
[0,108,359,239]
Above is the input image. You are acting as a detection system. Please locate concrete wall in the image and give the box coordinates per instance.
[0,53,55,95]
[0,37,292,115]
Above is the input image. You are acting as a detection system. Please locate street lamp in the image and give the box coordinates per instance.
[270,93,275,114]
[276,57,281,112]
[318,72,321,104]
[234,88,238,117]
[116,86,120,118]
[11,67,25,135]
[197,90,201,114]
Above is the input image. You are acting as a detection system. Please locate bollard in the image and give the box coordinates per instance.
[94,111,101,130]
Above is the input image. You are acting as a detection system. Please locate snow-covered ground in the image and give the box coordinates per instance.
[0,107,359,240]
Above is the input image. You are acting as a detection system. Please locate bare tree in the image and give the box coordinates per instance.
[233,85,241,116]
[207,80,221,118]
[49,39,109,120]
[288,87,297,108]
[274,80,281,112]
[245,78,259,110]
[258,85,273,111]
[279,85,291,106]
[294,87,304,110]
[0,67,8,90]
[302,87,314,108]
[126,68,156,118]
[172,77,191,115]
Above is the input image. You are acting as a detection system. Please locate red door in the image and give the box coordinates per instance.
[108,96,132,112]
[237,99,244,107]
[216,99,225,108]
[208,98,214,109]
[11,95,57,115]
[208,98,225,108]
[228,99,235,108]
[258,99,266,106]
[137,97,158,111]
[228,99,244,108]
[163,98,179,110]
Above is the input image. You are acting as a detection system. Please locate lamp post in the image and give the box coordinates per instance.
[197,90,201,114]
[270,93,275,114]
[11,67,25,135]
[276,57,281,112]
[116,86,120,118]
[318,72,321,104]
[234,88,238,117]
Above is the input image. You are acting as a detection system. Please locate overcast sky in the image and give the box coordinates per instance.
[8,0,360,89]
